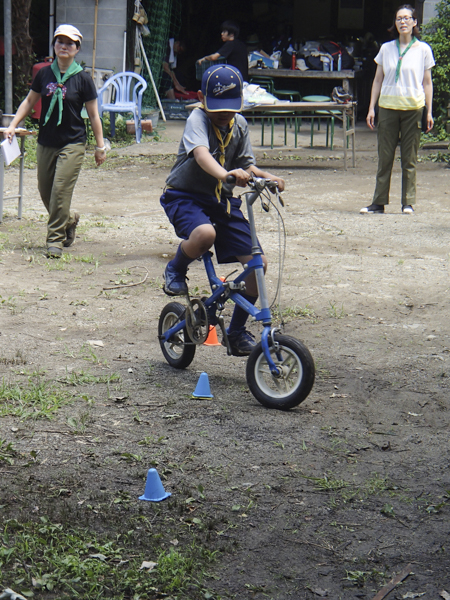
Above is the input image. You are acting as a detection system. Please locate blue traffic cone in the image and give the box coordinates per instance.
[139,468,171,502]
[192,372,213,399]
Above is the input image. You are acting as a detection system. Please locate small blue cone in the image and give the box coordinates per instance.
[139,468,171,502]
[192,372,213,399]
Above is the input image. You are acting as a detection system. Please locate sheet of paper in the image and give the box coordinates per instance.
[1,135,21,166]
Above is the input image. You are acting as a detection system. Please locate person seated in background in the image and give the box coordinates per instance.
[161,39,187,100]
[197,20,249,82]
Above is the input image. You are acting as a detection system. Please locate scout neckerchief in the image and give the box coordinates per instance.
[395,37,417,83]
[211,118,235,215]
[43,60,84,126]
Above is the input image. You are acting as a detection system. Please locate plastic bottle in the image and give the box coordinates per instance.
[291,52,296,70]
[337,54,342,71]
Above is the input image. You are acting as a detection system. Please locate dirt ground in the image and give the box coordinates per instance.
[0,120,449,600]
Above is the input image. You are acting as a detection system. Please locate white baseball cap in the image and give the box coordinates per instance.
[53,24,83,43]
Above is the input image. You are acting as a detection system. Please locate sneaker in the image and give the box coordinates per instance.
[47,246,62,259]
[402,205,414,214]
[163,262,188,296]
[223,327,257,357]
[64,213,80,247]
[360,204,385,214]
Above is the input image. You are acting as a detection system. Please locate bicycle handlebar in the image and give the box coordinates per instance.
[225,174,278,192]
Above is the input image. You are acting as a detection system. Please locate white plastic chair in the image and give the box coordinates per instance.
[97,72,147,143]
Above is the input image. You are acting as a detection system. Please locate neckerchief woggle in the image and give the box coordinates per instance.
[43,60,84,126]
[395,37,417,83]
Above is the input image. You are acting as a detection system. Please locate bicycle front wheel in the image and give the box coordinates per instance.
[158,302,196,369]
[246,335,315,410]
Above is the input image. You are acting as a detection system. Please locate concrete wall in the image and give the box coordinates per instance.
[56,0,127,74]
[423,0,439,24]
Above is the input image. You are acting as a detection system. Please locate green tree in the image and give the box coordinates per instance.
[422,0,450,136]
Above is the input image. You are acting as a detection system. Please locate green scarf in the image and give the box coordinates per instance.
[43,60,84,126]
[395,37,417,83]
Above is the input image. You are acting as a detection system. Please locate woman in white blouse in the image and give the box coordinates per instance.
[361,4,434,215]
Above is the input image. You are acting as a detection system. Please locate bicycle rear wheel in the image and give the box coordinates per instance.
[246,335,315,410]
[158,302,196,369]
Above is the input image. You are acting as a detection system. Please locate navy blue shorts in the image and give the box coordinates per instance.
[161,189,262,264]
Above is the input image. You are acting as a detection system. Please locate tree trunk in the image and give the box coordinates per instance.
[11,0,34,107]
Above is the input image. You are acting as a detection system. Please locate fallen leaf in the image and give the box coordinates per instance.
[89,553,107,561]
[140,560,158,572]
[114,396,128,402]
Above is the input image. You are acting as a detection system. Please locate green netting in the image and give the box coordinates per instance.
[139,0,182,108]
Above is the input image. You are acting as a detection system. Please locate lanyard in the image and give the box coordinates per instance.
[395,37,417,83]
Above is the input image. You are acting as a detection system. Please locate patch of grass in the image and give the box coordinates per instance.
[0,518,218,599]
[0,375,73,420]
[301,471,412,509]
[73,254,99,265]
[0,232,9,251]
[67,412,93,434]
[302,474,350,492]
[0,438,17,465]
[328,301,346,319]
[0,349,27,366]
[343,569,387,587]
[418,151,450,163]
[0,295,18,314]
[272,304,318,324]
[44,253,74,270]
[61,370,120,386]
[79,345,108,366]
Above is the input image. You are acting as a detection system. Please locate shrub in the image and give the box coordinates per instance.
[422,0,450,135]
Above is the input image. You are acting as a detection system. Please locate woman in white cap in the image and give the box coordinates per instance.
[3,25,106,258]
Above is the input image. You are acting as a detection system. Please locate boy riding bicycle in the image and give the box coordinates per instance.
[160,65,284,356]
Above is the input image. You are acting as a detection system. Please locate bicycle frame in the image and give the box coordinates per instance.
[161,181,284,377]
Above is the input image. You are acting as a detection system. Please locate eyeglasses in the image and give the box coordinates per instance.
[396,16,414,23]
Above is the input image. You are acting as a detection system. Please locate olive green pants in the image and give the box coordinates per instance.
[36,142,85,248]
[373,107,423,206]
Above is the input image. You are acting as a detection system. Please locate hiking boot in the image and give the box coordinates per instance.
[360,203,385,214]
[64,213,80,247]
[223,327,257,357]
[402,205,414,214]
[47,246,62,259]
[163,262,188,296]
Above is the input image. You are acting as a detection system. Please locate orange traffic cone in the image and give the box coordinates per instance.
[203,325,221,346]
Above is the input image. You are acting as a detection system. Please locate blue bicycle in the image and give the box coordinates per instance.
[158,176,315,410]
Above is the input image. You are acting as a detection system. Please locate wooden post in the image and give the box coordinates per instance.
[91,0,99,81]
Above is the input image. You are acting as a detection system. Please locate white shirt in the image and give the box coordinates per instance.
[375,39,435,110]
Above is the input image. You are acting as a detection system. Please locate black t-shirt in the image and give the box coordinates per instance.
[217,39,249,82]
[31,65,97,148]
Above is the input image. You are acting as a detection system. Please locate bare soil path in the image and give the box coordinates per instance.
[0,121,449,599]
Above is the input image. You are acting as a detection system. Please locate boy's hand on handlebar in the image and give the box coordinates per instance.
[271,176,285,192]
[224,169,250,188]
